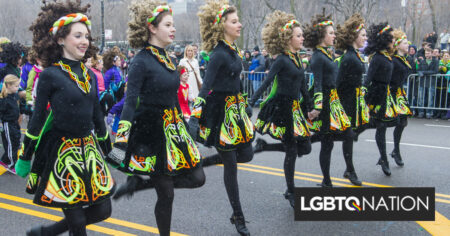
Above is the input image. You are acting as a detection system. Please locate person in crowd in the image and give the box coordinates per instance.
[0,75,21,173]
[179,44,202,98]
[177,65,194,120]
[417,47,439,118]
[248,45,265,102]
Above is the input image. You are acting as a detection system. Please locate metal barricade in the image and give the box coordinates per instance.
[406,74,450,116]
[240,71,270,98]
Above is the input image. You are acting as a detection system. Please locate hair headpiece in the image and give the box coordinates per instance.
[213,5,229,26]
[147,5,173,25]
[314,20,333,28]
[354,23,364,32]
[394,35,407,47]
[378,25,391,35]
[50,13,91,36]
[281,20,299,32]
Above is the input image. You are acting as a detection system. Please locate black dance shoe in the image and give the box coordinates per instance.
[26,226,44,236]
[113,175,145,200]
[284,189,295,208]
[377,158,391,176]
[343,171,362,186]
[317,179,333,188]
[390,151,404,167]
[253,138,267,153]
[230,214,250,236]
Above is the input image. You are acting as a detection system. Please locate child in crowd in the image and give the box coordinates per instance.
[177,66,194,121]
[0,75,21,173]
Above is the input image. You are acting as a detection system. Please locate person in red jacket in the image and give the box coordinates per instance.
[177,65,194,121]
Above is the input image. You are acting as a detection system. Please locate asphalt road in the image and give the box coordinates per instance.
[1,114,449,236]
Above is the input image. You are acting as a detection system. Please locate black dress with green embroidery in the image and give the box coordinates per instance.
[24,58,114,208]
[364,52,398,124]
[195,40,254,151]
[251,52,311,142]
[390,55,412,117]
[336,46,370,131]
[119,44,201,176]
[309,47,351,134]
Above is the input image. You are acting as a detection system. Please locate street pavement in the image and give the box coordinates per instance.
[0,114,449,236]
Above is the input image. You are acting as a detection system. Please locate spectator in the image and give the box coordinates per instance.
[417,42,430,60]
[417,48,439,118]
[426,32,438,49]
[20,51,33,90]
[248,46,265,102]
[436,50,450,119]
[192,44,199,60]
[407,45,417,73]
[177,66,194,121]
[264,53,276,73]
[440,30,449,50]
[242,50,251,71]
[432,48,441,59]
[199,50,209,79]
[179,44,202,98]
[174,45,183,65]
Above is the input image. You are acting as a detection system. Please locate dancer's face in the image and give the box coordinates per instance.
[149,14,176,47]
[396,39,409,55]
[223,12,242,42]
[289,27,304,51]
[354,28,367,49]
[322,26,335,47]
[58,22,90,61]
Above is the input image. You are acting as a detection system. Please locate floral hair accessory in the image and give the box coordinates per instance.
[281,20,299,32]
[354,23,364,32]
[314,20,333,28]
[378,25,391,35]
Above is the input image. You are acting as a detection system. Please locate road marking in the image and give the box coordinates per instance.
[424,124,450,128]
[417,211,450,236]
[365,139,450,150]
[0,202,136,236]
[0,193,188,236]
[235,163,450,236]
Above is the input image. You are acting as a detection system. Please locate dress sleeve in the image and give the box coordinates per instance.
[197,51,225,98]
[120,58,146,122]
[250,57,282,102]
[310,54,324,110]
[363,55,380,87]
[27,70,52,136]
[300,72,311,112]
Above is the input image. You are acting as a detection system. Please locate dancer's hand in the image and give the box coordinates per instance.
[308,109,320,120]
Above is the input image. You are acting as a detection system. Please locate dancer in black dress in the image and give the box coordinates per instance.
[249,10,312,207]
[109,2,205,236]
[390,28,413,166]
[303,13,353,187]
[335,14,369,186]
[15,1,114,235]
[363,23,398,176]
[191,1,254,235]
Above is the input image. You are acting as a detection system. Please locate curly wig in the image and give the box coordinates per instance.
[261,10,300,55]
[0,42,26,66]
[29,0,95,68]
[127,0,169,49]
[198,0,237,52]
[103,48,121,71]
[335,13,365,51]
[303,13,332,49]
[363,22,393,55]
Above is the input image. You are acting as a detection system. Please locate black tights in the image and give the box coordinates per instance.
[342,139,355,172]
[393,117,407,153]
[41,199,112,236]
[319,136,334,185]
[375,122,388,162]
[126,167,205,236]
[253,139,311,193]
[217,145,253,216]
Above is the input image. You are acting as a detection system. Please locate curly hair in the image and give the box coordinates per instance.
[91,54,102,69]
[127,0,169,49]
[198,0,237,52]
[103,48,121,71]
[335,13,365,51]
[364,22,393,55]
[303,13,332,49]
[261,10,299,55]
[0,42,26,66]
[29,0,95,68]
[392,28,406,52]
